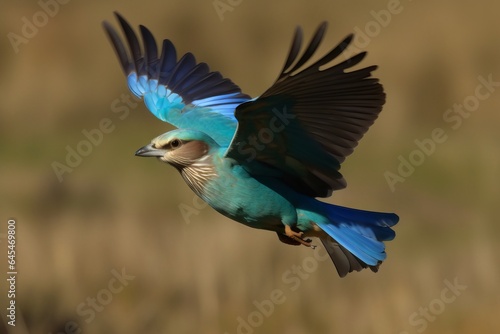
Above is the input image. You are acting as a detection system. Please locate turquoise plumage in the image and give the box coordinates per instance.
[103,13,399,277]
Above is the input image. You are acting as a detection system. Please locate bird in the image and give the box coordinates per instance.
[103,13,399,277]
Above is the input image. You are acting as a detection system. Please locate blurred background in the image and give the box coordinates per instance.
[1,0,499,333]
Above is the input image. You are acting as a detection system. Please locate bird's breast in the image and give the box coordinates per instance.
[193,162,297,231]
[180,161,218,198]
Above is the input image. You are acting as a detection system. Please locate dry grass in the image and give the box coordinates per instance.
[1,0,499,333]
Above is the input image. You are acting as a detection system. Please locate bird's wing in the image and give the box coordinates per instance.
[225,22,385,198]
[103,13,251,146]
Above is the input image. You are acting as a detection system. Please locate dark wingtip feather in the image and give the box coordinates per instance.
[331,52,367,72]
[340,33,354,49]
[158,39,177,83]
[139,25,159,77]
[281,26,303,77]
[318,21,328,30]
[278,23,362,80]
[102,21,133,74]
[115,13,144,75]
[314,33,357,69]
[286,22,327,74]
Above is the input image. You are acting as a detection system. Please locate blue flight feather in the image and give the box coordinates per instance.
[103,13,250,146]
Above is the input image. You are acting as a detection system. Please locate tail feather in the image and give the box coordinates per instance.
[314,203,399,277]
[320,238,374,277]
[330,204,397,241]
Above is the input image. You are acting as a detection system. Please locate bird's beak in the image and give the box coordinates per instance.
[135,144,166,157]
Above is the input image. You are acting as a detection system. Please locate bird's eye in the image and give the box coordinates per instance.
[170,139,181,149]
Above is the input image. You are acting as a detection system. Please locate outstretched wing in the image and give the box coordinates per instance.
[103,13,251,146]
[225,22,385,198]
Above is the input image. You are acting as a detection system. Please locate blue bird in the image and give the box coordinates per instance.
[103,13,399,277]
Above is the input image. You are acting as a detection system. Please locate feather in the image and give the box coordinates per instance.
[103,12,251,146]
[226,22,385,198]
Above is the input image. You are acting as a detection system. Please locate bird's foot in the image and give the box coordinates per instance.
[284,225,316,249]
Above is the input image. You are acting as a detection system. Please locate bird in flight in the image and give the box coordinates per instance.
[103,13,399,277]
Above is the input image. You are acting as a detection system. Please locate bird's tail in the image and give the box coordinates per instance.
[311,202,399,277]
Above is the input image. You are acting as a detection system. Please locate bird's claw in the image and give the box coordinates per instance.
[284,225,316,249]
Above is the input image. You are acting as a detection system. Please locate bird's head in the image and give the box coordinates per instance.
[135,129,219,170]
